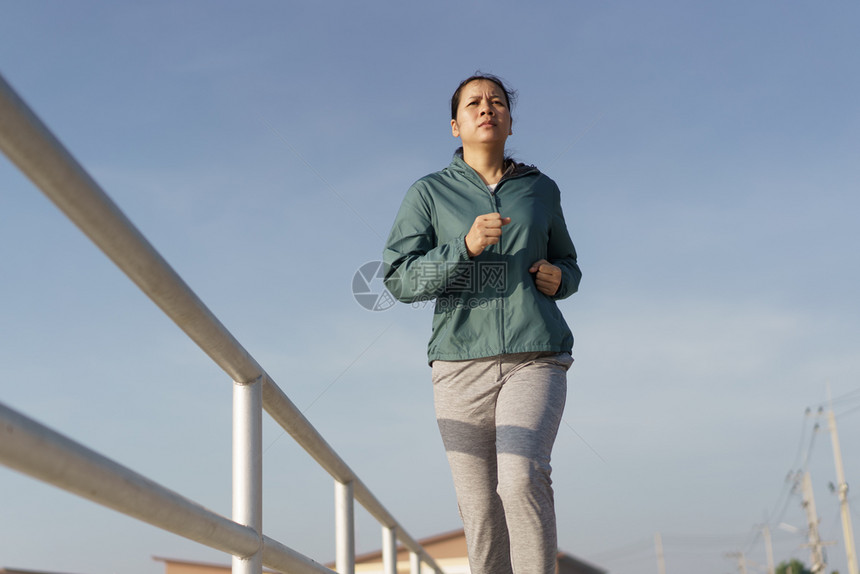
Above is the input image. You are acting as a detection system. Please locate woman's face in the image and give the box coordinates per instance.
[451,79,512,148]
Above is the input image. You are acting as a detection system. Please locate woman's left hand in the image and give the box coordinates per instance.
[529,260,562,296]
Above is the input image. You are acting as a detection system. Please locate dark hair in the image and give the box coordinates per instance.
[450,73,517,120]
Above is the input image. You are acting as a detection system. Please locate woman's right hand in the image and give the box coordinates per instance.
[465,212,511,257]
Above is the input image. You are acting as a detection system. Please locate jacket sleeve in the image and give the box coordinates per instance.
[546,181,582,300]
[383,184,471,303]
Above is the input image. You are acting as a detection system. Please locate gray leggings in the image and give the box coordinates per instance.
[432,351,572,574]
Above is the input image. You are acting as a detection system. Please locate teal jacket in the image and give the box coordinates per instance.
[383,153,581,363]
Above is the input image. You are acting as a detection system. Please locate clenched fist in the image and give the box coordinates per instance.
[465,212,511,257]
[529,259,561,296]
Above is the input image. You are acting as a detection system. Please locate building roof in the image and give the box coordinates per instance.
[347,528,469,564]
[330,528,607,574]
[151,556,279,574]
[557,552,608,574]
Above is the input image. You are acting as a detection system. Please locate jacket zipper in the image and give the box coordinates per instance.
[489,168,534,355]
[490,186,506,355]
[466,161,537,356]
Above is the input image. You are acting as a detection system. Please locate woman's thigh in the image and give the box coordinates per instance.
[495,353,570,466]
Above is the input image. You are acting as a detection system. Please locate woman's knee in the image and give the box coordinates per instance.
[496,455,553,504]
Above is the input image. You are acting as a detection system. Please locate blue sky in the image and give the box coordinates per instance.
[2,2,859,573]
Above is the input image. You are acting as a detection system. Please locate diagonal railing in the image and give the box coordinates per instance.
[0,71,442,574]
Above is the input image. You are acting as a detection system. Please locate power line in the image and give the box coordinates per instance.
[742,407,820,559]
[816,387,860,408]
[742,523,764,557]
[801,418,819,470]
[792,411,812,470]
[772,474,804,529]
[761,414,816,532]
[836,403,860,419]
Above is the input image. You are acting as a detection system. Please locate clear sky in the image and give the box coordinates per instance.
[1,2,859,574]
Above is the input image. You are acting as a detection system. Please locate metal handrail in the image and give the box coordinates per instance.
[0,71,442,574]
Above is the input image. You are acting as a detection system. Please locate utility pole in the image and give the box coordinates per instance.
[801,470,827,573]
[763,525,775,574]
[823,397,859,574]
[655,532,667,574]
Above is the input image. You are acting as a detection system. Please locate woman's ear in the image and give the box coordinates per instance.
[451,119,460,138]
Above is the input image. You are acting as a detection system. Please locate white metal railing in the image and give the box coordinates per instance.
[0,71,443,574]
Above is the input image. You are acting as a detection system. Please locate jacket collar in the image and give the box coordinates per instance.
[449,149,540,188]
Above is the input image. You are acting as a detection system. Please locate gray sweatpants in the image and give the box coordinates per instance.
[432,351,572,574]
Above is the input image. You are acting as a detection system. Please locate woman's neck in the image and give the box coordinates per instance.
[462,146,506,186]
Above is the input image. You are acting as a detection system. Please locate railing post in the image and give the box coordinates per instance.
[382,525,397,574]
[334,479,355,574]
[233,376,263,574]
[409,551,421,574]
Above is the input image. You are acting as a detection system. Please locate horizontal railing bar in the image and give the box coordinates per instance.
[0,72,261,386]
[0,401,260,558]
[0,72,444,574]
[262,536,335,574]
[0,399,346,573]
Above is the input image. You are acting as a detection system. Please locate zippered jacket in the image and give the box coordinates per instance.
[383,153,581,363]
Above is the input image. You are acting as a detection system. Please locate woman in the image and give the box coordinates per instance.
[383,73,581,574]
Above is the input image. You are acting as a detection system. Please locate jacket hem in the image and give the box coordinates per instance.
[427,343,573,365]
